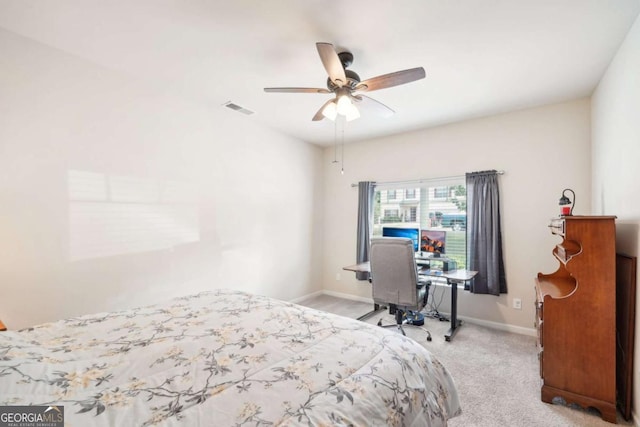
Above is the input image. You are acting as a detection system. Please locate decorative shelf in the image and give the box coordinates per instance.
[553,240,582,263]
[535,274,576,299]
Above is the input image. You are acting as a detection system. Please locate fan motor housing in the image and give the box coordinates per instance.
[325,51,360,91]
[338,51,354,68]
[327,69,360,91]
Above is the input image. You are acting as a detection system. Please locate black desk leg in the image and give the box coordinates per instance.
[444,280,462,342]
[357,303,381,321]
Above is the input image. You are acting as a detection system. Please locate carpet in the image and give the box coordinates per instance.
[299,294,632,426]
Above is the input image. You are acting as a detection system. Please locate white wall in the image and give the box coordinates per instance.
[323,98,591,332]
[591,13,640,424]
[0,29,324,330]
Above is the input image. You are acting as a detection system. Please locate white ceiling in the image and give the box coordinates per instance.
[1,0,638,146]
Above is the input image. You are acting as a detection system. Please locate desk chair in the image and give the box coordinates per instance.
[369,237,432,341]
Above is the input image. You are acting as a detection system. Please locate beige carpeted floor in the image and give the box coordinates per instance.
[297,294,633,427]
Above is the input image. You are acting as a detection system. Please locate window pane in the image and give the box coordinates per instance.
[434,187,448,199]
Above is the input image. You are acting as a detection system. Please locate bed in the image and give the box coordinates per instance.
[0,289,460,426]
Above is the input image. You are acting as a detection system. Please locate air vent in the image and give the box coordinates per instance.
[223,101,254,115]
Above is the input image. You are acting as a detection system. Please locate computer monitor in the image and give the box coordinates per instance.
[382,227,420,252]
[420,230,446,255]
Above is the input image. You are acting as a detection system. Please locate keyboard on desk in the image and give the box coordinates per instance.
[423,270,443,275]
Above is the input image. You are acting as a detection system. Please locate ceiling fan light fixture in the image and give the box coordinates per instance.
[336,94,352,115]
[322,101,338,121]
[344,103,360,122]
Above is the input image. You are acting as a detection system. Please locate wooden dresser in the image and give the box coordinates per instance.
[535,215,617,423]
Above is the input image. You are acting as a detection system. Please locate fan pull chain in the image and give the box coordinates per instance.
[341,120,345,175]
[332,118,338,164]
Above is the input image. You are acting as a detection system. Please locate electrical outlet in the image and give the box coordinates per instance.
[513,298,522,310]
[335,273,341,281]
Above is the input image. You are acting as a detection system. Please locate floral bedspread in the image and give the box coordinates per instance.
[0,289,460,426]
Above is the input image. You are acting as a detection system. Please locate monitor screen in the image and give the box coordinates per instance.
[420,230,446,254]
[382,227,420,252]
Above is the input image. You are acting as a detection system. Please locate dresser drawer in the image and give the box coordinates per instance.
[548,218,565,236]
[536,299,543,321]
[538,350,544,379]
[537,320,543,348]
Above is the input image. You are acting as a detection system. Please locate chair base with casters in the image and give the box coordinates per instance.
[376,281,432,341]
[377,306,432,341]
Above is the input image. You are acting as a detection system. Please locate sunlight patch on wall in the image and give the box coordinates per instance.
[68,170,200,261]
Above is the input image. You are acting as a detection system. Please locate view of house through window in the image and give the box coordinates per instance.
[373,178,467,268]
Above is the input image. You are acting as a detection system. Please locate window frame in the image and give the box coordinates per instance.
[372,177,467,269]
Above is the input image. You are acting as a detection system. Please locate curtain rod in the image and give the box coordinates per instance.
[350,170,505,187]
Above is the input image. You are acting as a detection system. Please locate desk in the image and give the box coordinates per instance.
[418,268,477,341]
[342,262,380,321]
[343,262,477,341]
[343,261,370,274]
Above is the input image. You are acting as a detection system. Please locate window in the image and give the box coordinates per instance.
[382,209,400,223]
[373,178,467,268]
[408,207,417,222]
[434,187,449,199]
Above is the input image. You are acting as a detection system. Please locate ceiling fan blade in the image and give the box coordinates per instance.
[352,94,395,118]
[264,87,330,94]
[355,67,426,92]
[316,42,347,87]
[312,99,335,121]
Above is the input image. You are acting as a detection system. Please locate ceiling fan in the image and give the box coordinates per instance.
[264,42,426,122]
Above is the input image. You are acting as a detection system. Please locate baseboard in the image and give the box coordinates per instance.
[457,315,537,337]
[320,290,375,304]
[289,290,324,304]
[290,289,374,305]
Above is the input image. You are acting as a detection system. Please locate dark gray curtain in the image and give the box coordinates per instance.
[356,181,375,281]
[466,170,507,295]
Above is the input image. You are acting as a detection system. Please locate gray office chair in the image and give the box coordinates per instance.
[369,237,432,341]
